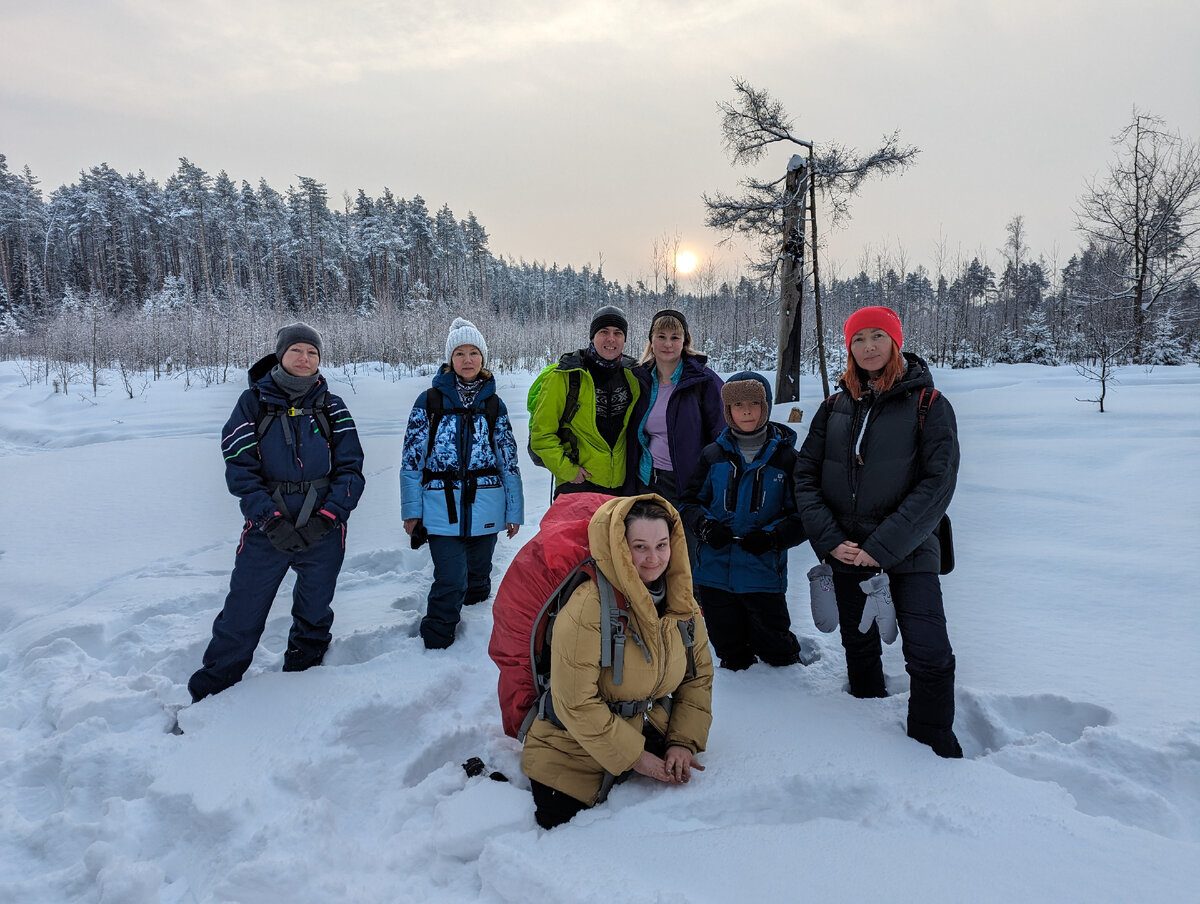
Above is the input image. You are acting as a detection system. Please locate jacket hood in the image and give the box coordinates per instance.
[432,363,496,404]
[588,494,694,621]
[895,352,934,392]
[248,353,278,386]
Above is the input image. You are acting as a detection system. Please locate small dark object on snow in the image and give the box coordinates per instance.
[462,756,486,777]
[488,770,509,783]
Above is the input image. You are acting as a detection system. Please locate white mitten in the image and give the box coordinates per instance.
[858,572,898,644]
[807,563,839,633]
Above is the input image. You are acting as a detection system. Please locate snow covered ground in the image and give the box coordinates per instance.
[1,358,1197,903]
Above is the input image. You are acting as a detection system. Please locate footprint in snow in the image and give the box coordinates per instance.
[955,691,1200,841]
[957,690,1113,756]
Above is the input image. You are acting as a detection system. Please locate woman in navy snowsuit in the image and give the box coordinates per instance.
[793,306,962,757]
[401,318,524,649]
[189,323,366,702]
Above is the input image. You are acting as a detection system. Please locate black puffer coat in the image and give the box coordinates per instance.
[793,353,958,574]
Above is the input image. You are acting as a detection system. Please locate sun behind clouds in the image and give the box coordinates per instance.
[675,251,697,274]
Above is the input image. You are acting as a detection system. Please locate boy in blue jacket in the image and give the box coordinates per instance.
[680,371,806,670]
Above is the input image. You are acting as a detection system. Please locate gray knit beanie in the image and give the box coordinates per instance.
[445,317,488,366]
[275,322,323,360]
[589,305,628,340]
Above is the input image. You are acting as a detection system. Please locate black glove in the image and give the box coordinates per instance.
[263,514,306,554]
[738,529,774,556]
[699,519,733,549]
[410,520,428,550]
[297,511,337,546]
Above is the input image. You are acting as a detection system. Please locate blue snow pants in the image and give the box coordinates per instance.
[421,533,497,649]
[188,521,346,701]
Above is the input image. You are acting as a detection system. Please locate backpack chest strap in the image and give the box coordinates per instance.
[266,476,331,528]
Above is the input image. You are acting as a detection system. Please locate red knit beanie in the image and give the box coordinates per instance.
[843,306,903,351]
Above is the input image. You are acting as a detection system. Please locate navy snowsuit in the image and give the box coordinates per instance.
[189,356,366,701]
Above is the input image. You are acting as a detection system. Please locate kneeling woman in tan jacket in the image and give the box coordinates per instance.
[521,494,715,829]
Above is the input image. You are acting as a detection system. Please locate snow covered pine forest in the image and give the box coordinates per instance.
[0,358,1197,903]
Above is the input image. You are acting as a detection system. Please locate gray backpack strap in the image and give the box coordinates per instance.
[597,572,624,686]
[678,617,697,679]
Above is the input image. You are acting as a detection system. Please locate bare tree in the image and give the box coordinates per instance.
[703,78,919,401]
[1075,322,1134,413]
[1076,110,1200,358]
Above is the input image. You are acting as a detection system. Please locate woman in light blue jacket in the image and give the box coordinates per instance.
[402,318,524,648]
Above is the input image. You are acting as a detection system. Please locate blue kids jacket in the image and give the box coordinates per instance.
[681,422,806,594]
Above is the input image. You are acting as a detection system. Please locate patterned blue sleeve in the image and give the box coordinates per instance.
[400,395,430,520]
[494,411,525,525]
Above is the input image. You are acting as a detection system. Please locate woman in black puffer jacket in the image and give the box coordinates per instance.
[794,306,962,758]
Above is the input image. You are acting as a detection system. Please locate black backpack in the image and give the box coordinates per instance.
[421,387,502,526]
[526,365,582,468]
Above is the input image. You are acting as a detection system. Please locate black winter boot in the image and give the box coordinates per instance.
[282,646,326,672]
[907,721,963,758]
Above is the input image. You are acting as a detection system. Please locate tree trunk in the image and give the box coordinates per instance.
[775,158,807,404]
[808,146,831,398]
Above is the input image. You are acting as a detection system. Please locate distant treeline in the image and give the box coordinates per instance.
[0,155,1196,390]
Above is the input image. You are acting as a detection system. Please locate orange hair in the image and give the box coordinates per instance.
[841,341,904,400]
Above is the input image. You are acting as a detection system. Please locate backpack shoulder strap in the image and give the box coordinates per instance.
[424,388,445,460]
[484,393,500,448]
[916,387,939,432]
[562,369,582,425]
[311,391,331,441]
[255,389,279,439]
[597,569,620,681]
[678,617,697,679]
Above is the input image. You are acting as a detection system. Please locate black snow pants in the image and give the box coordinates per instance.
[832,570,958,753]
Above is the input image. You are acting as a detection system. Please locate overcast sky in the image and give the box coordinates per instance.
[3,0,1198,288]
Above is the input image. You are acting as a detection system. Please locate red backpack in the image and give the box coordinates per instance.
[488,492,696,740]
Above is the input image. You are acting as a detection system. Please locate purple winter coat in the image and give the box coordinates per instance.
[627,354,725,497]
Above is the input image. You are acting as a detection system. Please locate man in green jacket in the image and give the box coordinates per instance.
[530,305,640,497]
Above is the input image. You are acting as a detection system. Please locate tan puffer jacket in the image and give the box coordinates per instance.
[521,494,714,805]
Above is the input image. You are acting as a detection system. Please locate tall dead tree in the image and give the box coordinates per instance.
[703,78,919,403]
[777,155,810,403]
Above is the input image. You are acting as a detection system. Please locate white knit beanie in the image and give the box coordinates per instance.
[445,317,488,366]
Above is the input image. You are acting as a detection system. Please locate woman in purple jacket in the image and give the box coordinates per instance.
[628,309,724,565]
